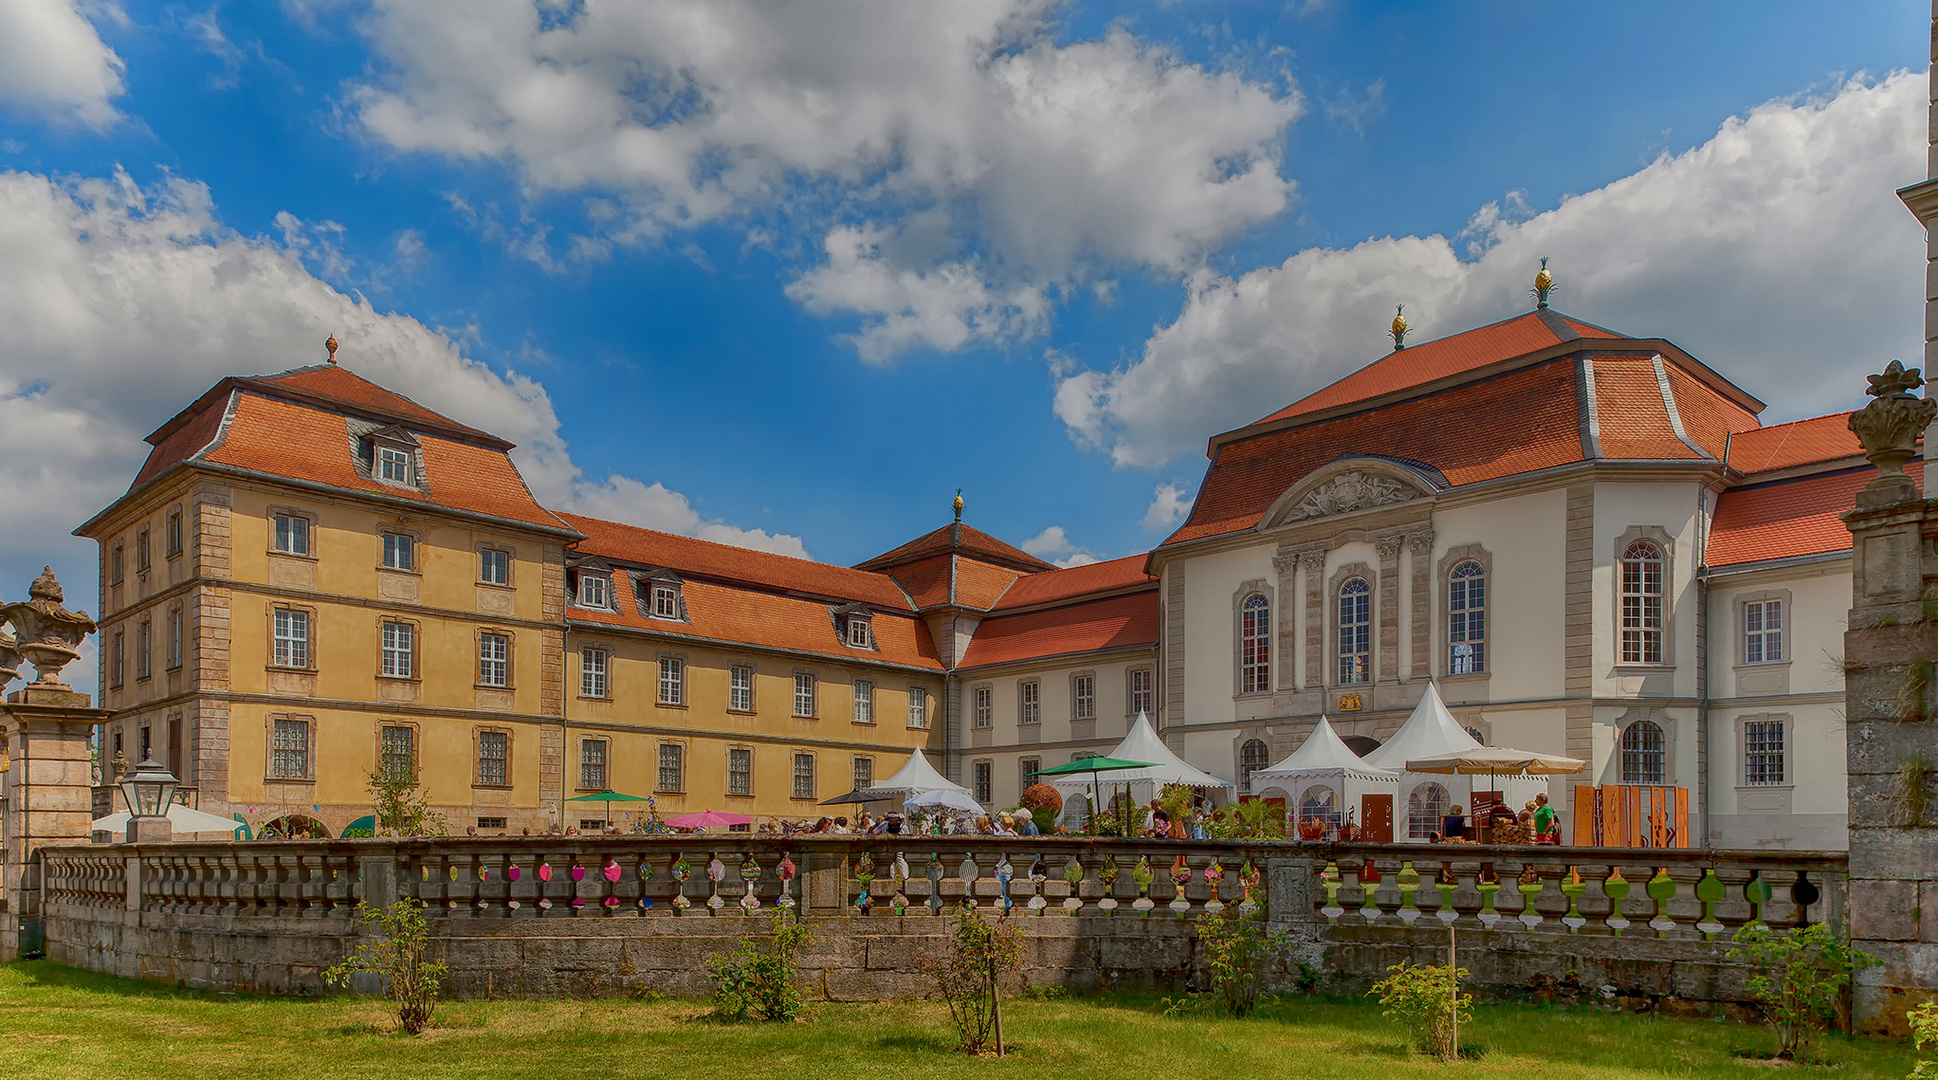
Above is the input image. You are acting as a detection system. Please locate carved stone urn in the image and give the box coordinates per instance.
[0,567,97,691]
[0,625,20,689]
[1849,360,1938,499]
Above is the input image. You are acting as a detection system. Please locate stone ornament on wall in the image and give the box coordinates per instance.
[1281,471,1416,522]
[0,567,96,691]
[1849,359,1937,497]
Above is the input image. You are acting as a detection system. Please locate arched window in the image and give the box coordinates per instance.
[1239,738,1270,792]
[1620,542,1665,665]
[1337,577,1371,684]
[1621,720,1665,784]
[1406,782,1449,840]
[1240,594,1271,693]
[1299,785,1340,833]
[1448,560,1486,674]
[1465,726,1487,746]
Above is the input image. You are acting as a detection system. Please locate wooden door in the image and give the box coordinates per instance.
[1360,793,1394,842]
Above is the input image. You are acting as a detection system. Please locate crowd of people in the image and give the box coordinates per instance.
[1426,792,1560,844]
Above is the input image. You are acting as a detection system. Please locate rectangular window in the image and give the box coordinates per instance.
[729,665,754,711]
[136,528,151,572]
[907,686,927,728]
[1744,599,1784,665]
[111,543,124,584]
[270,718,310,780]
[846,617,870,648]
[1620,544,1666,665]
[1020,758,1041,794]
[478,632,509,687]
[580,738,608,790]
[659,656,685,705]
[852,755,873,791]
[480,548,511,586]
[135,619,152,680]
[382,532,414,571]
[1129,668,1153,716]
[477,817,507,831]
[1019,681,1040,724]
[578,573,610,608]
[580,647,608,698]
[167,511,183,556]
[273,513,310,556]
[476,730,509,786]
[381,621,414,678]
[973,761,992,804]
[1073,674,1096,721]
[657,743,684,793]
[651,583,680,619]
[794,673,816,717]
[853,679,874,724]
[1745,719,1785,785]
[110,631,124,687]
[377,445,413,484]
[167,608,183,669]
[728,747,753,796]
[973,686,992,728]
[792,753,815,799]
[273,608,310,668]
[380,725,416,781]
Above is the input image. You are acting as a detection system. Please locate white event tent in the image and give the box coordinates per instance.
[1358,684,1547,841]
[1046,713,1233,823]
[1248,716,1398,837]
[861,749,973,798]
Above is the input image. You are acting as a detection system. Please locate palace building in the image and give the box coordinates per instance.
[79,274,1874,847]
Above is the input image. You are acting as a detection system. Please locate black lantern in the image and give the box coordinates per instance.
[119,757,179,818]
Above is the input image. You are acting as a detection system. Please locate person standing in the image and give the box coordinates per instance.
[1532,792,1559,843]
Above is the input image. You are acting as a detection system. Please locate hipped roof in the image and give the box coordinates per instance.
[1253,716,1398,783]
[1358,685,1482,772]
[1047,713,1233,789]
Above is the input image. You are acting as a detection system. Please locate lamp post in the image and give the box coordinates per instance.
[119,757,177,843]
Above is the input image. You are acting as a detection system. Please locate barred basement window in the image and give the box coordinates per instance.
[1745,719,1785,786]
[657,743,684,793]
[476,817,508,831]
[581,739,608,790]
[476,730,508,786]
[792,753,815,799]
[728,748,753,796]
[270,718,311,780]
[380,725,416,781]
[1620,720,1665,784]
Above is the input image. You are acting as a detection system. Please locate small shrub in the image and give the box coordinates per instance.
[323,898,447,1035]
[366,766,448,838]
[1910,998,1938,1078]
[1730,923,1876,1061]
[919,904,1024,1055]
[1197,905,1273,1018]
[706,912,811,1022]
[1209,798,1287,840]
[1370,961,1471,1061]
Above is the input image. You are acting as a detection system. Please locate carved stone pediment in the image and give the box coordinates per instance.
[1281,471,1417,522]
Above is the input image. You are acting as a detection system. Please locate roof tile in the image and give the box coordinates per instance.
[561,512,914,610]
[1726,412,1863,475]
[1707,466,1901,567]
[958,592,1159,668]
[991,554,1154,610]
[1593,355,1707,460]
[856,521,1054,573]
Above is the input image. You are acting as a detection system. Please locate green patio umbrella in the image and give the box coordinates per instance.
[564,789,650,827]
[1033,756,1157,835]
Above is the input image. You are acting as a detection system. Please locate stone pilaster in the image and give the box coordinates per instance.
[1271,553,1299,692]
[1374,535,1402,685]
[0,688,110,961]
[1301,549,1325,689]
[1406,531,1434,681]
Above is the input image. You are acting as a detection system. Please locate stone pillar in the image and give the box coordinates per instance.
[1406,531,1434,681]
[1374,536,1402,686]
[0,688,109,960]
[1898,0,1938,489]
[1300,549,1326,690]
[1272,553,1300,692]
[1844,360,1938,1032]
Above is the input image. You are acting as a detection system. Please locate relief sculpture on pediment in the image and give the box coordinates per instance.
[1282,471,1417,522]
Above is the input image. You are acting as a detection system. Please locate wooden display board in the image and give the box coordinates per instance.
[1570,784,1688,848]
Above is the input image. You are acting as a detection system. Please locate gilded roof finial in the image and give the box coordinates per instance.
[1390,304,1408,351]
[952,489,964,523]
[1531,258,1555,309]
[325,334,339,365]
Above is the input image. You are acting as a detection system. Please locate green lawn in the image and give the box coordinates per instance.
[0,961,1920,1079]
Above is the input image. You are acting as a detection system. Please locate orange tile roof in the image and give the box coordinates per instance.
[251,365,505,445]
[560,512,915,610]
[855,521,1054,573]
[1255,310,1622,426]
[572,574,943,671]
[1592,355,1706,461]
[990,554,1155,610]
[957,592,1159,669]
[954,557,1025,609]
[1726,412,1863,475]
[131,394,229,490]
[885,555,955,609]
[1706,466,1900,568]
[1663,364,1760,460]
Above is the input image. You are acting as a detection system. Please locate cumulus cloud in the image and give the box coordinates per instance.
[559,475,809,559]
[1056,72,1928,468]
[1020,525,1100,568]
[0,0,125,128]
[343,1,1301,359]
[0,168,807,620]
[1141,483,1193,532]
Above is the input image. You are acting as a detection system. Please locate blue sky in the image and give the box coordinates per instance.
[0,0,1930,623]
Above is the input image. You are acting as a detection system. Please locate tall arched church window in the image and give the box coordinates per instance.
[1620,542,1665,665]
[1337,577,1371,685]
[1240,594,1271,693]
[1620,720,1665,784]
[1406,782,1449,839]
[1448,559,1486,674]
[1239,738,1270,792]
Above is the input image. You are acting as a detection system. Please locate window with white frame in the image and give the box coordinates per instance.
[478,633,509,687]
[729,664,754,711]
[1406,783,1450,840]
[1744,599,1783,664]
[580,647,609,698]
[380,621,414,678]
[852,755,873,791]
[1620,542,1665,665]
[657,743,684,792]
[907,686,927,728]
[136,619,152,679]
[852,679,873,724]
[376,444,413,484]
[659,656,685,706]
[476,730,509,786]
[728,747,753,796]
[845,615,871,648]
[381,532,414,572]
[1239,738,1269,792]
[1073,674,1096,721]
[580,738,607,790]
[480,548,511,586]
[1019,681,1040,724]
[793,673,816,717]
[1240,593,1271,693]
[791,752,815,799]
[1745,718,1785,786]
[1337,578,1371,684]
[273,513,310,556]
[577,572,610,609]
[973,761,992,803]
[651,582,681,620]
[1448,560,1486,674]
[1620,720,1666,784]
[270,717,311,780]
[380,724,416,781]
[974,686,992,728]
[273,608,310,668]
[167,608,183,669]
[1129,668,1154,716]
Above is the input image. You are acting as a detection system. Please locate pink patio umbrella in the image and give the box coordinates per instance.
[663,809,754,831]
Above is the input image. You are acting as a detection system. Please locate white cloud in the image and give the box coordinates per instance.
[1056,72,1929,468]
[1141,483,1193,532]
[559,475,809,559]
[343,2,1301,358]
[0,167,806,629]
[0,0,125,128]
[1020,524,1100,568]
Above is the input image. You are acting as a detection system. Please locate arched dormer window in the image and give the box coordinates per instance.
[1620,541,1665,665]
[1448,559,1485,675]
[1620,720,1665,784]
[1337,578,1371,685]
[1240,594,1270,693]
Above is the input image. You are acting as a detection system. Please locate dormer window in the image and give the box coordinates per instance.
[832,603,875,649]
[847,618,871,648]
[377,445,412,484]
[633,569,687,621]
[579,573,610,609]
[354,422,422,489]
[652,583,680,620]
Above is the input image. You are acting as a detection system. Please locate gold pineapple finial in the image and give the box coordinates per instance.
[952,489,964,523]
[1390,304,1409,350]
[325,334,339,364]
[1532,258,1555,308]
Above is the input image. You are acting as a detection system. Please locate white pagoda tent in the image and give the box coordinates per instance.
[863,749,973,798]
[1046,713,1233,822]
[1359,684,1546,841]
[1248,716,1398,838]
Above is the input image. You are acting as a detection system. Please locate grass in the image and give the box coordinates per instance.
[0,961,1923,1079]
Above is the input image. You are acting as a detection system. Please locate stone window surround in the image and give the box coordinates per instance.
[906,684,929,729]
[377,614,422,682]
[971,682,994,728]
[472,725,513,789]
[111,540,125,585]
[1735,587,1793,676]
[1328,561,1376,688]
[267,506,317,559]
[1237,736,1270,793]
[852,677,876,725]
[136,525,152,575]
[475,627,516,690]
[790,748,818,800]
[264,712,316,783]
[577,642,613,700]
[634,569,689,622]
[267,602,318,672]
[1438,543,1493,681]
[727,658,757,714]
[1614,707,1675,786]
[376,524,422,576]
[655,738,688,794]
[1018,678,1042,724]
[165,602,185,671]
[375,719,421,778]
[166,505,184,559]
[1734,711,1793,789]
[1019,756,1042,794]
[792,668,820,719]
[656,650,689,708]
[1069,669,1098,722]
[477,543,516,589]
[725,743,755,798]
[109,629,124,688]
[134,616,153,681]
[1613,525,1677,671]
[1125,666,1155,718]
[971,758,995,803]
[1231,578,1273,699]
[851,752,875,792]
[577,734,611,792]
[573,569,614,610]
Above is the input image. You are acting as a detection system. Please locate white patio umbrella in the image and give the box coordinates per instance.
[93,802,245,836]
[1403,747,1587,776]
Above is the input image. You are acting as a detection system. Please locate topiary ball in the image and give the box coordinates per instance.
[1020,783,1063,813]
